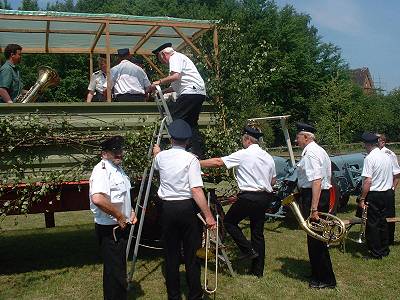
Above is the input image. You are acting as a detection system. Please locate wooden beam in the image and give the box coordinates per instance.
[172,26,212,69]
[0,14,213,29]
[132,25,160,54]
[20,47,154,55]
[90,23,106,52]
[89,52,94,79]
[142,54,165,77]
[45,21,50,53]
[105,22,112,102]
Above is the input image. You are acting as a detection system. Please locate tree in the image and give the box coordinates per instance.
[19,0,39,10]
[0,0,11,9]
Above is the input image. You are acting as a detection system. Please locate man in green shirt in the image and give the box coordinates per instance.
[0,44,23,103]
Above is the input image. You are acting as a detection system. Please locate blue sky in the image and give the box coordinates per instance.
[8,0,400,92]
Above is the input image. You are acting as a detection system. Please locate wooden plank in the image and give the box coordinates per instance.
[132,25,160,54]
[142,54,165,77]
[90,23,106,52]
[45,21,50,53]
[172,26,212,69]
[20,47,154,55]
[105,21,112,102]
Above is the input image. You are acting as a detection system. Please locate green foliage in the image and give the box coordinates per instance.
[0,0,11,9]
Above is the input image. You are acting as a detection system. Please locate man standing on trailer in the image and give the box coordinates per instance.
[0,44,23,103]
[149,43,207,159]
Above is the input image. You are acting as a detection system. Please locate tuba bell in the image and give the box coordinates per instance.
[282,193,346,245]
[15,66,60,103]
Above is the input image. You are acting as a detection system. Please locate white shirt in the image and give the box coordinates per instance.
[221,144,276,192]
[169,52,206,97]
[381,146,400,175]
[87,70,106,93]
[104,60,151,95]
[89,159,132,225]
[297,141,332,190]
[362,147,394,191]
[154,146,203,200]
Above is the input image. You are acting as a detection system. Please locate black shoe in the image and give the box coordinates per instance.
[318,282,336,289]
[238,249,259,260]
[309,280,320,289]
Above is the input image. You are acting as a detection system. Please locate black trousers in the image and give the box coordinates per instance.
[223,191,272,277]
[300,188,336,285]
[92,92,106,102]
[366,190,390,257]
[115,93,146,102]
[95,223,129,300]
[169,94,205,159]
[161,199,203,300]
[385,189,396,245]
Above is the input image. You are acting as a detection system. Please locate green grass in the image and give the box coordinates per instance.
[0,199,399,300]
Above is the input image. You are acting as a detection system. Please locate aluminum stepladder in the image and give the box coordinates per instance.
[126,85,173,282]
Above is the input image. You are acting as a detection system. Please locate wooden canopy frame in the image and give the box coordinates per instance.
[0,9,220,102]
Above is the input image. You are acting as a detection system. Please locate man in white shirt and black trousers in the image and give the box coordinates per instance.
[359,132,394,259]
[89,136,137,300]
[153,119,216,300]
[149,43,207,159]
[104,48,151,102]
[200,126,276,277]
[295,122,336,289]
[377,133,400,245]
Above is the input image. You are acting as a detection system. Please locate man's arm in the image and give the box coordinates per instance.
[200,157,225,168]
[359,177,372,208]
[191,186,216,229]
[0,88,12,103]
[271,177,277,187]
[310,178,322,220]
[92,193,128,228]
[393,174,400,190]
[147,72,181,93]
[86,90,94,102]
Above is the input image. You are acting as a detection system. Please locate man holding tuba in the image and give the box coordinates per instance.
[0,44,23,103]
[295,122,336,289]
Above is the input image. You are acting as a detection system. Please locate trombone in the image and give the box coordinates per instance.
[196,195,219,294]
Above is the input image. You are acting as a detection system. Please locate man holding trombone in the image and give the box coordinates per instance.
[200,126,276,277]
[153,119,216,300]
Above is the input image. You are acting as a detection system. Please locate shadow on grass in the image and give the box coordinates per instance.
[276,256,309,282]
[0,224,164,276]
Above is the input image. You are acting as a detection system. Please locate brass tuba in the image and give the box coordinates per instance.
[282,193,346,245]
[15,66,60,103]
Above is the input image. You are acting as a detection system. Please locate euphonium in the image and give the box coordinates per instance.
[282,193,346,245]
[15,66,60,103]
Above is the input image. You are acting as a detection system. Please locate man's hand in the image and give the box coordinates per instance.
[153,145,161,156]
[146,84,157,94]
[117,214,127,229]
[358,199,367,209]
[310,210,319,222]
[130,211,138,225]
[205,215,217,230]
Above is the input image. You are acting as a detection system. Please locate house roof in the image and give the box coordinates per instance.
[350,67,374,89]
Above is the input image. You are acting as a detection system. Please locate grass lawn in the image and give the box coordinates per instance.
[0,197,399,300]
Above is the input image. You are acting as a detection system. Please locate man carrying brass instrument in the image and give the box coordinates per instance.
[200,126,276,277]
[295,122,336,289]
[0,44,23,103]
[376,133,400,245]
[153,119,216,300]
[359,133,394,259]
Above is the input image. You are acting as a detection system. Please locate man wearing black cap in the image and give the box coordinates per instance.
[359,132,394,259]
[89,136,137,300]
[149,43,206,158]
[295,122,336,289]
[103,48,151,102]
[200,126,276,277]
[153,119,216,300]
[376,133,400,245]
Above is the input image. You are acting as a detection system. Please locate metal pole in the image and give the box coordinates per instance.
[280,118,296,167]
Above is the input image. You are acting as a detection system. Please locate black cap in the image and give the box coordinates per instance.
[101,136,124,152]
[361,132,378,143]
[117,48,130,56]
[130,56,144,65]
[168,119,192,140]
[243,126,263,139]
[296,122,316,133]
[152,42,172,55]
